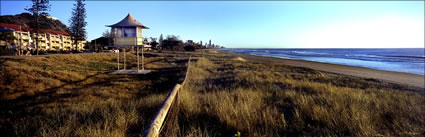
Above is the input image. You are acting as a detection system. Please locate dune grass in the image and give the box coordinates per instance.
[165,51,425,137]
[0,52,190,136]
[1,50,424,137]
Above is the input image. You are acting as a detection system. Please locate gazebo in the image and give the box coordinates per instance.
[107,13,150,74]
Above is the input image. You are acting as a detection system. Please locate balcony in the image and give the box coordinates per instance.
[19,35,30,40]
[114,37,143,46]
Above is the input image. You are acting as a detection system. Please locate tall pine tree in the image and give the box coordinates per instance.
[25,0,50,55]
[69,0,87,51]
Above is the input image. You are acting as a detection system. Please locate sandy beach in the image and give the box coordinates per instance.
[223,51,425,89]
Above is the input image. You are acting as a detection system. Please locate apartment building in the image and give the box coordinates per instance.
[0,23,86,51]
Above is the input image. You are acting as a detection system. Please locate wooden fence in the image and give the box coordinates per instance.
[142,56,191,137]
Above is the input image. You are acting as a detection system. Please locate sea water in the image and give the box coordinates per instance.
[219,48,425,75]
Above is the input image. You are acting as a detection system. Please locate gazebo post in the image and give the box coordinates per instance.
[117,48,120,71]
[117,37,120,71]
[142,44,144,70]
[124,48,126,70]
[137,43,140,72]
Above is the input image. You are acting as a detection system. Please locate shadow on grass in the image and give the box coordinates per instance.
[0,73,101,109]
[0,61,188,113]
[0,56,192,136]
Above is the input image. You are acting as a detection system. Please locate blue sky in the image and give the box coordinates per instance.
[1,1,424,48]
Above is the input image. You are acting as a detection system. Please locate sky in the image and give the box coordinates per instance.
[1,1,424,48]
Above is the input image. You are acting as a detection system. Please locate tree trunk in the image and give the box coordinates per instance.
[74,38,79,51]
[75,40,78,51]
[35,12,40,55]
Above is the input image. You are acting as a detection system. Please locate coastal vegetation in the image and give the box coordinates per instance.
[163,50,425,137]
[0,50,424,136]
[0,52,190,136]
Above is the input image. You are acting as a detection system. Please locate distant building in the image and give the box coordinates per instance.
[0,23,86,51]
[46,16,59,21]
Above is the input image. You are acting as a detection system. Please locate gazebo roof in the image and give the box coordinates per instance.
[107,13,149,29]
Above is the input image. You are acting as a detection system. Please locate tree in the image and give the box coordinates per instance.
[184,45,195,51]
[159,34,163,46]
[25,0,50,55]
[161,35,184,51]
[102,29,114,45]
[149,37,159,50]
[69,0,87,51]
[102,29,112,38]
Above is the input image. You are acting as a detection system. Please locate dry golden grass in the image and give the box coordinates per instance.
[165,51,425,137]
[1,50,424,137]
[0,52,191,136]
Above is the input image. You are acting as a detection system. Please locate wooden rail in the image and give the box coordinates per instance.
[143,56,191,137]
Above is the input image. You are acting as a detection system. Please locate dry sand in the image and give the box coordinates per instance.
[224,52,425,89]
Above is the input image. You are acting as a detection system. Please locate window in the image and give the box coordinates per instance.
[123,27,136,37]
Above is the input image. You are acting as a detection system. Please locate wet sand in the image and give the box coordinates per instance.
[223,51,425,89]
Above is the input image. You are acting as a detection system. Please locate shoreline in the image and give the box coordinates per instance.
[220,51,425,89]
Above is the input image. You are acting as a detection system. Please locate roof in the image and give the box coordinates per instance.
[107,13,149,29]
[0,23,32,31]
[41,29,71,36]
[0,28,14,32]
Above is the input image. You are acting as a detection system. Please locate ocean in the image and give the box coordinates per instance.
[219,48,425,75]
